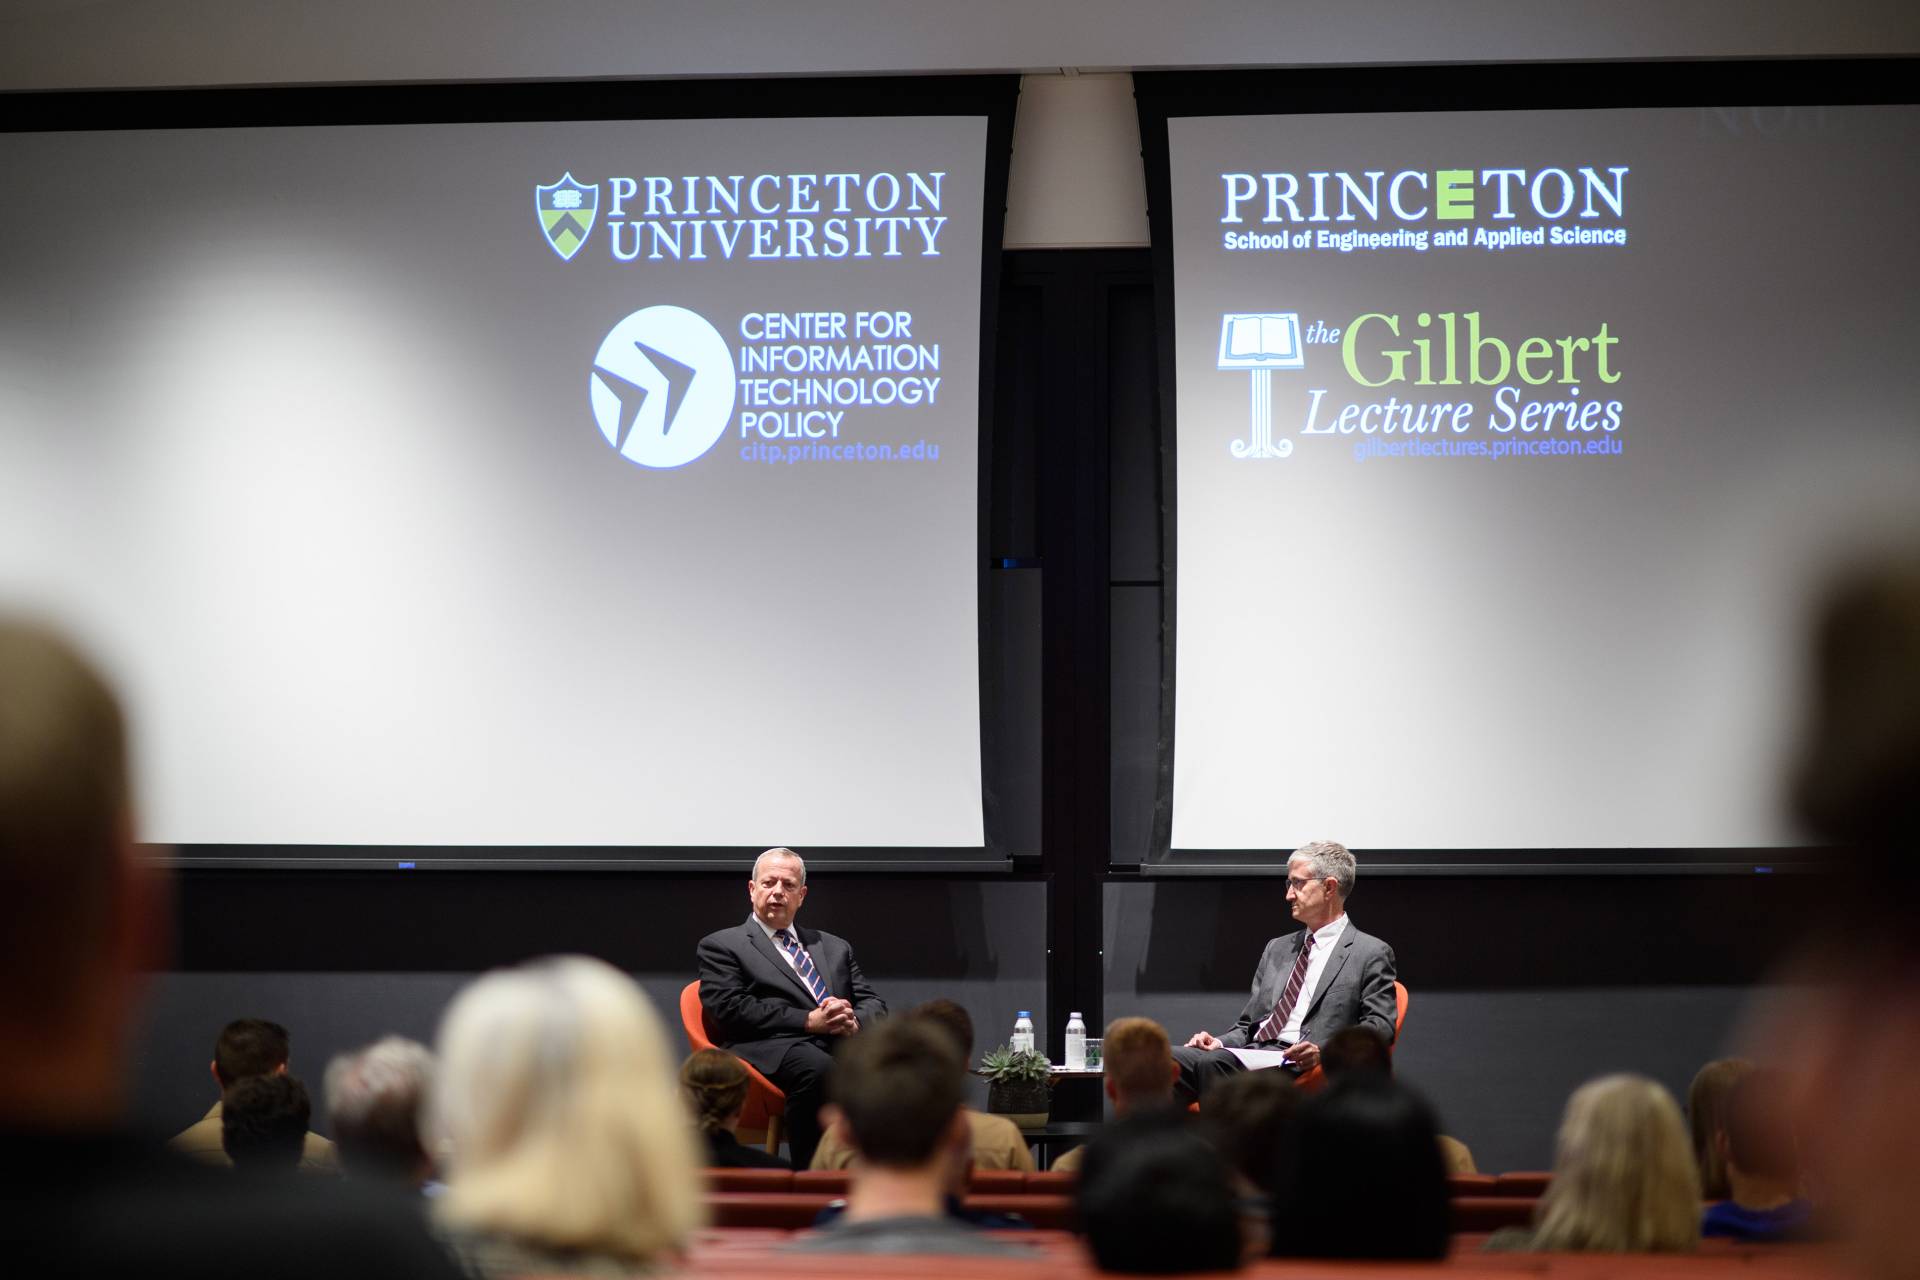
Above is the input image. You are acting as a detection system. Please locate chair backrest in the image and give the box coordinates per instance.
[679,979,786,1152]
[1449,1195,1540,1233]
[1493,1171,1552,1197]
[1393,981,1409,1045]
[681,979,718,1051]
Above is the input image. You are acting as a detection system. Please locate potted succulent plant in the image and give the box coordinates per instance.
[978,1044,1052,1128]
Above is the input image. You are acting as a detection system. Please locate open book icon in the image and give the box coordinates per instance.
[1217,312,1305,370]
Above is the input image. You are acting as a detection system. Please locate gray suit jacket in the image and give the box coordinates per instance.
[696,915,886,1076]
[1218,919,1398,1049]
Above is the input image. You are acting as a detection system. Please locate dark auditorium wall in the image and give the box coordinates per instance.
[1104,874,1805,1173]
[130,872,1048,1139]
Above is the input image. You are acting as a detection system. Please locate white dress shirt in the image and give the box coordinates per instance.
[1274,913,1349,1045]
[753,913,819,992]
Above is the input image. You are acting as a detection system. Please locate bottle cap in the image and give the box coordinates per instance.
[1017,1011,1030,1017]
[1070,1012,1082,1018]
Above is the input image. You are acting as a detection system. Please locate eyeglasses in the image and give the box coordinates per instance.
[1285,876,1323,891]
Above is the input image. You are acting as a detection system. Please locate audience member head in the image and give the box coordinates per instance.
[1687,1057,1755,1200]
[431,955,702,1261]
[906,997,975,1064]
[1319,1025,1393,1082]
[1719,1069,1800,1198]
[828,1018,967,1171]
[1102,1016,1177,1115]
[1271,1075,1448,1259]
[1533,1073,1699,1253]
[1199,1068,1298,1198]
[1077,1110,1242,1273]
[324,1036,435,1184]
[0,619,154,1126]
[680,1048,751,1136]
[222,1073,311,1173]
[214,1017,292,1089]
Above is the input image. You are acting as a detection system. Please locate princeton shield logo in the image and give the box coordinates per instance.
[536,173,599,261]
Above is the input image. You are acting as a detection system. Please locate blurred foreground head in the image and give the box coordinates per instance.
[1783,550,1920,1279]
[1533,1074,1699,1253]
[1272,1075,1448,1259]
[325,1037,436,1184]
[431,955,703,1263]
[1077,1110,1241,1274]
[827,1016,967,1169]
[0,619,156,1127]
[1794,551,1920,863]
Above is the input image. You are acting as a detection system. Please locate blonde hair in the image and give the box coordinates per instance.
[431,956,704,1259]
[1102,1016,1174,1102]
[680,1048,750,1135]
[1533,1074,1700,1253]
[0,620,129,1027]
[1686,1057,1755,1200]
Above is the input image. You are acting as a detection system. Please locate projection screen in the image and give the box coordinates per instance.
[1162,97,1920,858]
[0,98,1002,860]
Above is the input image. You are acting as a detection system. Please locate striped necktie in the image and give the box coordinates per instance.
[1254,930,1315,1043]
[775,928,831,1005]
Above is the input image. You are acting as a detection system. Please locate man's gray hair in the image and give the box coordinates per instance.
[324,1036,435,1175]
[753,847,807,885]
[1294,840,1357,899]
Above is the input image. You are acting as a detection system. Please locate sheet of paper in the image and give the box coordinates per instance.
[1226,1047,1293,1070]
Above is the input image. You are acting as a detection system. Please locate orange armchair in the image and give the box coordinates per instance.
[680,980,786,1155]
[1295,979,1409,1094]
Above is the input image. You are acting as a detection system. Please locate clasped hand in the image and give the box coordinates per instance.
[806,996,859,1036]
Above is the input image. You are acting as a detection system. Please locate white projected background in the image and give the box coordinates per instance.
[1169,105,1920,851]
[0,116,987,848]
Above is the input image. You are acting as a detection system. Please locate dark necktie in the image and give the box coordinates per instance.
[775,928,831,1006]
[1254,931,1315,1043]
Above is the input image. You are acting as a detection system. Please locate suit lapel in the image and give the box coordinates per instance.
[1302,926,1355,1023]
[744,916,818,1005]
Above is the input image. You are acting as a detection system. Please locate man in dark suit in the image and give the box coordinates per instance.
[1172,840,1397,1102]
[696,847,886,1169]
[0,619,462,1280]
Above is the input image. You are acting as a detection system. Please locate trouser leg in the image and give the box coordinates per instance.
[774,1039,836,1170]
[1171,1045,1247,1105]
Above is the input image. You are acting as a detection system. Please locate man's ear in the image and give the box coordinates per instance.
[1104,1077,1119,1105]
[209,1060,221,1090]
[274,1062,288,1077]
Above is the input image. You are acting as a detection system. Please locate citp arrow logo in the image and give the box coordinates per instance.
[588,305,737,469]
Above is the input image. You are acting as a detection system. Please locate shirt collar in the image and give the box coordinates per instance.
[750,913,793,944]
[1309,914,1349,947]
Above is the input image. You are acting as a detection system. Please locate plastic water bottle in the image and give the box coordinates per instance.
[1064,1012,1087,1070]
[1012,1011,1035,1054]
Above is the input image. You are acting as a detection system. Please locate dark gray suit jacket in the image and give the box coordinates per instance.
[1218,919,1398,1049]
[696,915,887,1076]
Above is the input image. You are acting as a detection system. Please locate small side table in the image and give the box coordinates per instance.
[1016,1119,1102,1170]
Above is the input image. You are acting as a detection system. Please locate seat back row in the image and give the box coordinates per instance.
[705,1168,1554,1198]
[705,1169,1078,1194]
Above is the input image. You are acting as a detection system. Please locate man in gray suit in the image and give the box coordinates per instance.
[1172,841,1398,1103]
[697,847,887,1169]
